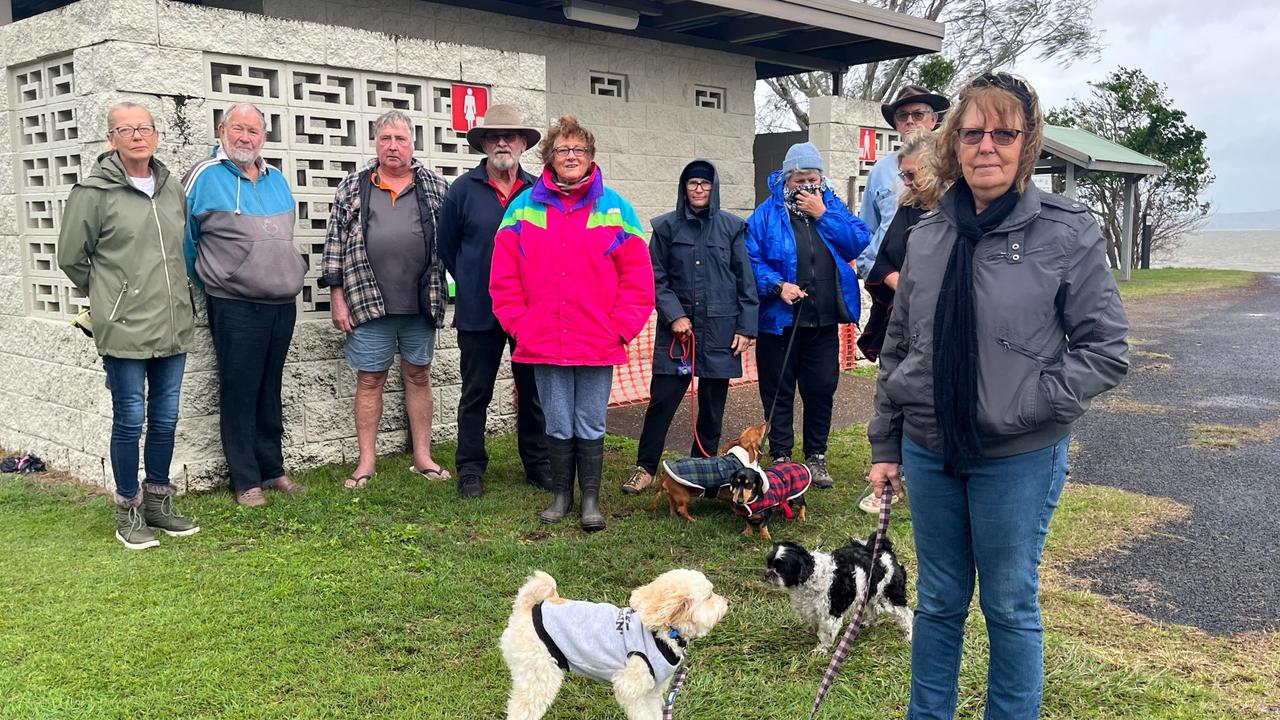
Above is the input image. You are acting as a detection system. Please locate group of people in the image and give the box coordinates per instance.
[57,70,1130,718]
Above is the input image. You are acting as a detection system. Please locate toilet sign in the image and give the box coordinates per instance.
[451,84,489,132]
[858,127,877,162]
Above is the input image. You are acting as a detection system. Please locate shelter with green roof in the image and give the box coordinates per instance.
[1037,125,1167,280]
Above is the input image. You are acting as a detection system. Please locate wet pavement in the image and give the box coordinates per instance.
[609,274,1280,635]
[1069,275,1280,634]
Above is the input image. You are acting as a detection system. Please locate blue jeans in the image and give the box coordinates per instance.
[902,434,1069,720]
[102,354,187,499]
[532,365,613,440]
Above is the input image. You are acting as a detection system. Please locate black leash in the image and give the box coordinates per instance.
[764,291,807,448]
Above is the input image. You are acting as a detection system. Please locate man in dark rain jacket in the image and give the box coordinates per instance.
[621,160,758,495]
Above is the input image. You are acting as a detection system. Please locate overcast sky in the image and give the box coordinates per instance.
[1012,0,1279,215]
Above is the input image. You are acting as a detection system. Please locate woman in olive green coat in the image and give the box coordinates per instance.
[58,102,199,550]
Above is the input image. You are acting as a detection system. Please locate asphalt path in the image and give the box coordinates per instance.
[1069,274,1280,634]
[608,275,1280,634]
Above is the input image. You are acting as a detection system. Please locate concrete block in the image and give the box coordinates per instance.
[185,326,218,372]
[282,358,354,405]
[0,235,21,274]
[433,381,459,424]
[72,43,205,98]
[0,195,16,236]
[289,318,346,362]
[0,275,22,316]
[458,47,521,88]
[179,369,220,418]
[517,54,546,92]
[325,23,394,73]
[2,0,157,67]
[303,394,408,442]
[173,414,223,460]
[395,38,462,81]
[0,153,13,196]
[242,14,329,65]
[281,401,305,448]
[156,0,249,56]
[429,346,460,385]
[0,62,8,113]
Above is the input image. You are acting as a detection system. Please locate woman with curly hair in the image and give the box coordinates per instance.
[489,115,654,532]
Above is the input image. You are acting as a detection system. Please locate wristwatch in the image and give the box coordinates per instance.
[772,280,785,296]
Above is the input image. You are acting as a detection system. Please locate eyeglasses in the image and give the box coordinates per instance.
[485,131,522,144]
[686,180,712,191]
[956,128,1024,146]
[552,146,589,158]
[110,125,157,138]
[894,109,935,123]
[897,170,917,183]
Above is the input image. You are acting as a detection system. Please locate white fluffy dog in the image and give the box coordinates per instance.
[500,569,729,720]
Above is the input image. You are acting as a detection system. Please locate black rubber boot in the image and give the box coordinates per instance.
[539,437,576,524]
[576,437,606,532]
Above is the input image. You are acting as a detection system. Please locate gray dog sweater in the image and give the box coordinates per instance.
[533,600,683,682]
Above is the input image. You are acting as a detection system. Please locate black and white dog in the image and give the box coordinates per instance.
[763,537,914,654]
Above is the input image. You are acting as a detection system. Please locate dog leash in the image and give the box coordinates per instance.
[809,485,894,719]
[663,664,690,720]
[764,292,807,440]
[669,332,711,457]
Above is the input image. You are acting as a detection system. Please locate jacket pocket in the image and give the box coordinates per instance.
[222,240,307,301]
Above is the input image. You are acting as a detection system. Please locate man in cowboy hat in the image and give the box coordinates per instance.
[437,103,550,498]
[855,84,950,277]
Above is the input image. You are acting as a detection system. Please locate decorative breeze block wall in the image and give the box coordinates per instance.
[0,0,547,492]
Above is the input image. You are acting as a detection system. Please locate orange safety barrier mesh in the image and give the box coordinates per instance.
[608,313,860,408]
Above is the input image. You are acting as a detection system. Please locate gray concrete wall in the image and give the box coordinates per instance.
[258,0,760,223]
[0,0,547,490]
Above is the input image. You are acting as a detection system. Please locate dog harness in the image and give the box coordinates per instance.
[661,447,766,499]
[532,600,683,683]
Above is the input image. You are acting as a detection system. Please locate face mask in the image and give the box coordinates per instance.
[785,181,827,215]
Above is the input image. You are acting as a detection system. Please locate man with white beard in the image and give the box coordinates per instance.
[183,102,308,507]
[437,104,550,498]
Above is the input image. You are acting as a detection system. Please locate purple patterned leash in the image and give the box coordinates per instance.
[663,665,690,720]
[809,485,894,719]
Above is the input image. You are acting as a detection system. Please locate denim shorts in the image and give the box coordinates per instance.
[345,314,436,371]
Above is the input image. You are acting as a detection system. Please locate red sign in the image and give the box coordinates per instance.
[451,84,489,133]
[858,127,877,162]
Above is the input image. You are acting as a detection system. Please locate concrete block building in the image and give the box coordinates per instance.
[0,0,940,490]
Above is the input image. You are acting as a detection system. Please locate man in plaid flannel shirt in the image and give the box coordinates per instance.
[320,109,451,489]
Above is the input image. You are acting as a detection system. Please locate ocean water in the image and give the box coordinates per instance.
[1158,230,1280,273]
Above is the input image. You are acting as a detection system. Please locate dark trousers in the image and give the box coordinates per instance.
[756,323,840,458]
[207,296,295,493]
[635,374,730,475]
[456,327,549,479]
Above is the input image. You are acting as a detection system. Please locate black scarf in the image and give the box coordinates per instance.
[932,179,1020,476]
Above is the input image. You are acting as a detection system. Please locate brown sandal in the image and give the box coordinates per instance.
[344,472,374,489]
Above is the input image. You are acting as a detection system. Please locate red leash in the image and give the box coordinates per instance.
[668,332,711,457]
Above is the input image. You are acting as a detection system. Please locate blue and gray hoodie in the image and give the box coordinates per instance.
[182,146,306,302]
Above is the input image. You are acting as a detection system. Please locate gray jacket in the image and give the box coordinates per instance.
[868,185,1129,464]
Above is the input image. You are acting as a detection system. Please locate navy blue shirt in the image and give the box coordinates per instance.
[437,160,536,331]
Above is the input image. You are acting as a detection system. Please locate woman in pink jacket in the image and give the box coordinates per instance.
[490,115,654,531]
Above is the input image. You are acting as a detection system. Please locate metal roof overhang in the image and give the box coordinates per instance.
[1038,125,1167,177]
[424,0,944,79]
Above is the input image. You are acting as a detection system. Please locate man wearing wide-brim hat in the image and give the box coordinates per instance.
[856,84,950,277]
[438,104,551,498]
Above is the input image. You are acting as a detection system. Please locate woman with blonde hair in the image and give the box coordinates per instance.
[867,73,1129,718]
[857,128,945,365]
[490,115,654,532]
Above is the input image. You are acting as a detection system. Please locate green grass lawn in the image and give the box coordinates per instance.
[1115,268,1256,300]
[2,428,1276,719]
